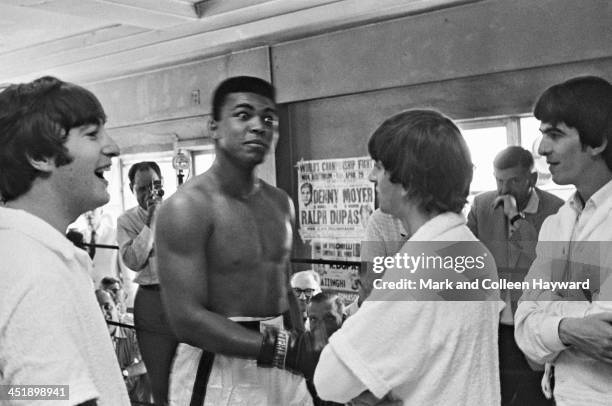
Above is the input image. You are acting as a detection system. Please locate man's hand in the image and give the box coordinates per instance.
[348,391,402,406]
[145,194,162,226]
[558,313,612,363]
[493,194,519,219]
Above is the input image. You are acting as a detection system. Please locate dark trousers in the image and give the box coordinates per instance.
[134,285,178,406]
[499,324,553,406]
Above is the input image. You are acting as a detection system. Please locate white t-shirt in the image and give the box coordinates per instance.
[0,207,130,406]
[315,212,503,405]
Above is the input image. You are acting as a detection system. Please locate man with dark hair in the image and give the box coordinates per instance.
[515,76,612,405]
[101,275,121,295]
[0,76,129,405]
[467,146,562,406]
[156,76,323,405]
[308,292,345,338]
[117,160,176,406]
[314,109,502,405]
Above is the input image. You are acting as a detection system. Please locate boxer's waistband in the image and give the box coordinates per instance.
[237,320,262,332]
[230,315,285,332]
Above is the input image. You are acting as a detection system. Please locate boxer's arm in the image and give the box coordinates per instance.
[285,196,305,332]
[155,192,262,357]
[287,262,305,332]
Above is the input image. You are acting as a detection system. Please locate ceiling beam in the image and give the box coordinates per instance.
[0,0,479,84]
[99,0,203,19]
[11,0,194,29]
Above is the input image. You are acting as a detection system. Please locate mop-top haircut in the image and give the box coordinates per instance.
[0,76,107,202]
[534,75,612,170]
[368,109,473,214]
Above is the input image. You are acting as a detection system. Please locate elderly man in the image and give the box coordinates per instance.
[291,270,323,326]
[467,146,562,406]
[515,76,612,405]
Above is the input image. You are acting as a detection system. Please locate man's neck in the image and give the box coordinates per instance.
[5,188,74,233]
[398,205,438,238]
[575,165,612,204]
[516,189,533,212]
[211,152,260,198]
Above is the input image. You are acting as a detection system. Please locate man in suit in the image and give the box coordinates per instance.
[467,145,563,406]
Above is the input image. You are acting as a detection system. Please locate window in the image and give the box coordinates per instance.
[458,118,511,195]
[457,116,573,202]
[193,150,215,175]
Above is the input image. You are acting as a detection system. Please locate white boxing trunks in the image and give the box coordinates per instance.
[168,315,313,406]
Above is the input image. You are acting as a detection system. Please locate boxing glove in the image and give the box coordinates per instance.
[257,327,328,379]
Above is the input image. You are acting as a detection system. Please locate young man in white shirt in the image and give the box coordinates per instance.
[0,76,129,405]
[314,109,502,405]
[515,75,612,406]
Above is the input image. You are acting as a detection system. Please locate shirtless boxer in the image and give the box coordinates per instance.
[155,76,322,406]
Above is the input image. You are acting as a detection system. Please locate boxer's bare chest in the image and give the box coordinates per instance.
[204,190,292,314]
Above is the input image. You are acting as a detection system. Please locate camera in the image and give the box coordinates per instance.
[151,180,165,199]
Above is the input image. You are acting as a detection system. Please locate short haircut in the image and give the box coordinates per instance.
[310,292,345,315]
[493,146,534,171]
[211,76,275,121]
[128,161,162,185]
[0,76,106,202]
[100,276,121,288]
[534,76,612,170]
[368,109,473,214]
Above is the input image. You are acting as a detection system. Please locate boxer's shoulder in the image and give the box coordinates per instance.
[258,180,292,212]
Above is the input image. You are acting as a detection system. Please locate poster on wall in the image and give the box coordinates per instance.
[297,157,375,240]
[311,238,360,303]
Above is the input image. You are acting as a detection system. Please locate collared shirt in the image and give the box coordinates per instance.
[0,207,130,406]
[500,189,539,323]
[515,179,612,405]
[508,188,540,237]
[117,206,158,285]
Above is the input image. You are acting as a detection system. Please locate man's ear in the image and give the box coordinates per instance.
[590,138,608,158]
[129,183,134,193]
[27,154,55,174]
[529,171,538,188]
[208,119,219,139]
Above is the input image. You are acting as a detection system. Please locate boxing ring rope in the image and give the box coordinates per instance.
[80,242,362,267]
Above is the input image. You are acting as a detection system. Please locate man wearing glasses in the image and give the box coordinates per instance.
[291,270,323,328]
